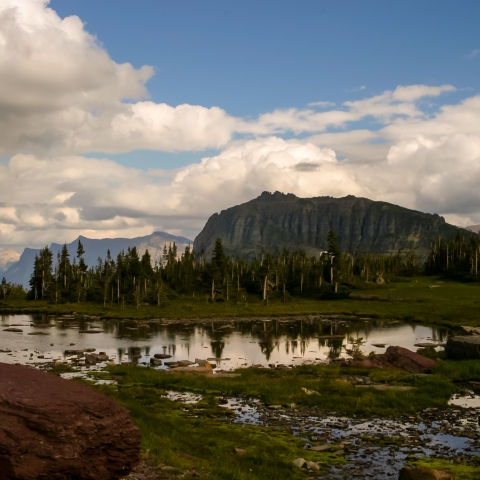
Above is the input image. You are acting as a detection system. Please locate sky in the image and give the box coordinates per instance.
[1,0,480,251]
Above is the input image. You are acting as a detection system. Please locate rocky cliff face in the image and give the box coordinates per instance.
[194,192,467,258]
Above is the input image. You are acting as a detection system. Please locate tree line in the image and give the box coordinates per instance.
[21,230,428,306]
[2,229,478,305]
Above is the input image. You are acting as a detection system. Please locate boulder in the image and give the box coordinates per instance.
[398,466,454,479]
[84,353,109,365]
[445,336,480,360]
[349,346,437,373]
[153,353,172,359]
[0,362,140,479]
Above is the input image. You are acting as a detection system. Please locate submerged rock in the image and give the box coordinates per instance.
[0,362,140,479]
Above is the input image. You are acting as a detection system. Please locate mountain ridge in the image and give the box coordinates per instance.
[194,192,471,259]
[3,231,192,288]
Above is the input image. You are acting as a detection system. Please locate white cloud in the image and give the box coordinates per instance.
[307,101,336,108]
[1,0,480,248]
[469,49,480,58]
[0,0,237,155]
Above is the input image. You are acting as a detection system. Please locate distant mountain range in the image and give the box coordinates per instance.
[0,249,21,278]
[194,192,471,259]
[3,231,192,288]
[467,224,480,233]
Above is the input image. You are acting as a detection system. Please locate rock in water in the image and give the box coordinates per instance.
[445,335,480,360]
[398,465,453,479]
[0,362,140,479]
[383,346,437,373]
[348,346,437,373]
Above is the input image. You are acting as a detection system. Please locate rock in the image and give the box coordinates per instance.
[349,346,437,373]
[398,466,454,479]
[193,192,466,258]
[167,365,213,375]
[305,461,320,471]
[445,336,480,360]
[234,448,247,455]
[153,353,172,359]
[292,458,307,468]
[2,328,22,332]
[0,362,140,479]
[150,358,163,366]
[310,444,333,452]
[301,387,321,395]
[85,353,109,365]
[177,360,195,366]
[460,326,480,335]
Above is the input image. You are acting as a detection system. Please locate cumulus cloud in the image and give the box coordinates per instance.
[1,0,480,248]
[0,0,237,155]
[0,0,460,155]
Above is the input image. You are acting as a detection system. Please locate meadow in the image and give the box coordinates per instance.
[4,275,480,330]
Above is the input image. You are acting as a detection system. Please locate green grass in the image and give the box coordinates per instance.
[410,458,480,480]
[94,373,345,480]
[81,357,480,479]
[434,359,480,382]
[104,363,457,417]
[3,276,480,329]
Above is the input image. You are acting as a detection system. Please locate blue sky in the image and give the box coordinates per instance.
[50,0,480,169]
[1,0,480,249]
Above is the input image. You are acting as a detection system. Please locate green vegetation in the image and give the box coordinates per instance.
[104,362,462,418]
[95,367,346,480]
[411,458,480,480]
[3,275,480,329]
[85,362,479,479]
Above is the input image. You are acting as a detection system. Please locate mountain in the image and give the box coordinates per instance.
[194,192,469,259]
[4,231,192,288]
[0,249,21,277]
[466,224,480,233]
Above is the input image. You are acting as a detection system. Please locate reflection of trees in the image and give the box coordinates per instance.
[210,341,225,358]
[259,341,275,360]
[317,339,343,359]
[328,341,343,359]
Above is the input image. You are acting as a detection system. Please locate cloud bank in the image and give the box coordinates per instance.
[1,0,479,249]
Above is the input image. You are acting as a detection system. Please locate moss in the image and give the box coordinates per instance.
[411,458,480,480]
[95,380,344,480]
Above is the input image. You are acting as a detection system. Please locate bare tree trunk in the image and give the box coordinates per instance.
[263,275,267,301]
[300,273,303,292]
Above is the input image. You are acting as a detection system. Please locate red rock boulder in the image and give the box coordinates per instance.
[0,363,140,480]
[398,465,453,479]
[349,346,437,373]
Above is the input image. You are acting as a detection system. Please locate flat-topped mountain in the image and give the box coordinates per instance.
[4,231,192,288]
[194,192,469,259]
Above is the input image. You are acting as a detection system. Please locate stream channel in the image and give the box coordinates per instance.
[1,314,479,479]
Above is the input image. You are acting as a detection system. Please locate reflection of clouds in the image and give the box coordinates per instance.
[3,315,451,369]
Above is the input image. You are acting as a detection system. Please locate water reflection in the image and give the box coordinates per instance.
[0,314,450,370]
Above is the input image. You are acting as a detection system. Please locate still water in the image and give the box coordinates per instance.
[0,314,449,370]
